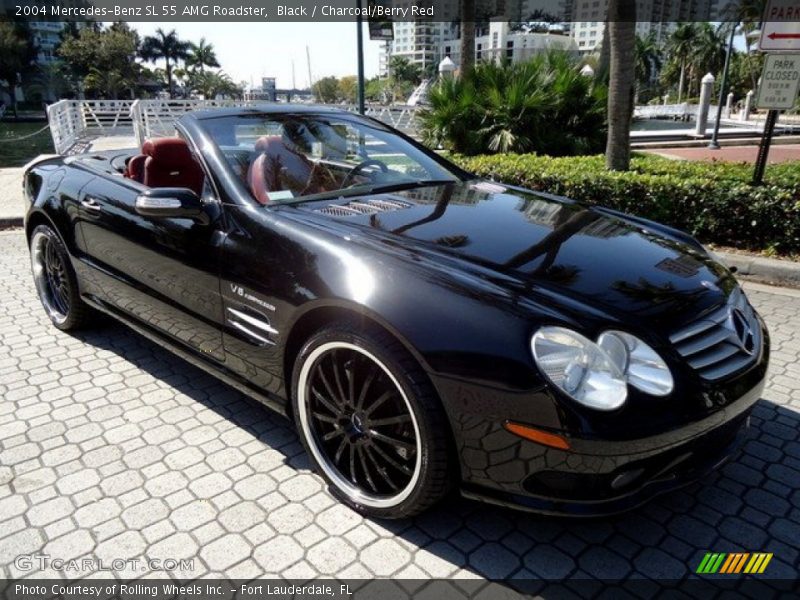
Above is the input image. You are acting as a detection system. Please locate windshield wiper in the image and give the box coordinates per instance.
[281,179,458,206]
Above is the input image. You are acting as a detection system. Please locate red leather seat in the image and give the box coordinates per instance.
[141,138,204,196]
[124,154,146,183]
[246,135,337,205]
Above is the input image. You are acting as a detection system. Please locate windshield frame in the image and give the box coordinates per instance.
[198,110,473,207]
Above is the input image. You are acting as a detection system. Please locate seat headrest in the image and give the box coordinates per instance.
[142,138,194,169]
[254,135,283,153]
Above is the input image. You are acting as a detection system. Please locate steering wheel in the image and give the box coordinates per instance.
[341,159,389,188]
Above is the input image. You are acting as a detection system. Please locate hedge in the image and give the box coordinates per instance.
[451,153,800,256]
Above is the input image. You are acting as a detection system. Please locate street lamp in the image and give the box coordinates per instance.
[709,22,737,150]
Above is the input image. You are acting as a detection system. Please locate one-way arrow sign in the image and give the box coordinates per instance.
[759,0,800,52]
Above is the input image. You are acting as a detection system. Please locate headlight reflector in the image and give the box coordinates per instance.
[532,327,628,411]
[597,331,674,396]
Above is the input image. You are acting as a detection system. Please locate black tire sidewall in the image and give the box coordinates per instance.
[291,323,450,519]
[30,225,84,331]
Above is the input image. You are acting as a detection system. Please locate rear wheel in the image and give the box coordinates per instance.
[29,225,94,331]
[292,322,452,518]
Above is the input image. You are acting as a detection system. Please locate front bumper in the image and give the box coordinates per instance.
[456,373,765,517]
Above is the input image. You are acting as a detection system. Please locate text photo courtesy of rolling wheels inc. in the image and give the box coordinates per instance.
[2,0,800,598]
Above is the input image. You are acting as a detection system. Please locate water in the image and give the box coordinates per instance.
[632,118,738,131]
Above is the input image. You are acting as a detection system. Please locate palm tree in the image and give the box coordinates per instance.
[689,23,726,95]
[634,33,662,90]
[665,23,698,102]
[605,0,637,171]
[139,28,191,98]
[459,0,475,74]
[186,38,220,74]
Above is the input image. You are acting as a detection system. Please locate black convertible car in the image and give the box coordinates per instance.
[24,106,769,518]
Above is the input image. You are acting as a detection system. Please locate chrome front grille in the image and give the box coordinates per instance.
[670,288,761,381]
[315,198,412,217]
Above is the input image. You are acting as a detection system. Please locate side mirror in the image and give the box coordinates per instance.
[135,188,206,222]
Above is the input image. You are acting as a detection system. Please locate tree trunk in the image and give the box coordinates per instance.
[605,0,637,171]
[10,83,19,119]
[166,59,173,99]
[678,60,685,103]
[459,0,475,74]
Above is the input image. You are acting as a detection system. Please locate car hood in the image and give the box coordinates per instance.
[293,180,736,333]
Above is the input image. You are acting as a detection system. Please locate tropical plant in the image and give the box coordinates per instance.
[663,23,698,102]
[189,70,240,99]
[419,51,607,156]
[0,22,37,117]
[662,22,726,101]
[186,38,220,74]
[24,62,71,103]
[139,28,191,98]
[634,34,662,89]
[337,75,358,104]
[606,0,637,171]
[388,56,422,85]
[454,153,800,255]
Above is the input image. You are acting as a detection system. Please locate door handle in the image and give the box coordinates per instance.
[80,197,103,213]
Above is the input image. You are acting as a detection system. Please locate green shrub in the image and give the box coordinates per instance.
[452,153,800,255]
[419,52,607,157]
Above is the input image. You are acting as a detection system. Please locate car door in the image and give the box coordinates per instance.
[78,173,226,362]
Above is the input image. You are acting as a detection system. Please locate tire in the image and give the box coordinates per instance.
[29,224,95,331]
[292,321,452,518]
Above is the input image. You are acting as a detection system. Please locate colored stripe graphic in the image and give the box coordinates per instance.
[720,553,749,573]
[698,552,774,574]
[697,553,727,574]
[744,553,773,574]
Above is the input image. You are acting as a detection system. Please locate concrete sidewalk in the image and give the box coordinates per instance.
[0,168,25,227]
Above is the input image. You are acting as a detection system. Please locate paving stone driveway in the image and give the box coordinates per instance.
[0,229,798,582]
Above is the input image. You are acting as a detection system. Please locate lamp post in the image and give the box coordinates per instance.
[356,0,366,114]
[708,23,737,150]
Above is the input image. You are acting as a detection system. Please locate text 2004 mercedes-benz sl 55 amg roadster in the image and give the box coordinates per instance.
[24,106,769,518]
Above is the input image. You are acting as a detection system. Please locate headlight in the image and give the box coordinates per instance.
[597,331,674,396]
[531,327,628,411]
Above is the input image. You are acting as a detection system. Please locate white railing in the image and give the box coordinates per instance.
[47,99,424,154]
[634,103,693,119]
[130,99,257,147]
[46,99,136,154]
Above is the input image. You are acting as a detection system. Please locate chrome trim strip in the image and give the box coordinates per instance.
[227,307,279,335]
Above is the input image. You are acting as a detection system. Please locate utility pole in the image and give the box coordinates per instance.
[306,46,313,92]
[356,0,366,114]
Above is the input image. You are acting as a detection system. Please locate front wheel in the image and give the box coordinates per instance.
[292,323,452,518]
[29,225,95,331]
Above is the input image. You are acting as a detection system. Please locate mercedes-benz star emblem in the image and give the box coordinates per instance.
[726,308,755,355]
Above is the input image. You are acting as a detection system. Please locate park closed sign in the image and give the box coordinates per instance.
[756,54,800,109]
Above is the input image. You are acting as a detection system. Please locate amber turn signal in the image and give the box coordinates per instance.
[503,421,571,450]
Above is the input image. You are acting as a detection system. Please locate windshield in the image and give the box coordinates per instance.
[203,113,462,205]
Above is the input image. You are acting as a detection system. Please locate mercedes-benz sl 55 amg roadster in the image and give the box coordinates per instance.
[23,106,769,518]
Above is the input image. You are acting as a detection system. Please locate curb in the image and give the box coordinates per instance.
[719,251,800,288]
[0,217,23,229]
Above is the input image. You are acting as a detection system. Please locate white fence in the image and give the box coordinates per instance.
[46,100,136,154]
[47,99,423,154]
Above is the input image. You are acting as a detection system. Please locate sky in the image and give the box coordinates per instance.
[130,22,385,90]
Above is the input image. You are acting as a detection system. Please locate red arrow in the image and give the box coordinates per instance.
[768,32,800,40]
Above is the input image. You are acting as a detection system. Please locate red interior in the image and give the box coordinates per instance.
[124,138,204,196]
